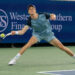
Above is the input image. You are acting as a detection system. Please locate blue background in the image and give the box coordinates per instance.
[0,0,75,43]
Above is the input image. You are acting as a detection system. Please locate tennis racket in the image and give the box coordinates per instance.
[0,33,12,42]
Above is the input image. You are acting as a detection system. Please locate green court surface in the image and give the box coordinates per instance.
[0,46,75,75]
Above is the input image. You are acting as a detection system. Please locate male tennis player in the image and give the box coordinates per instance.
[8,5,75,65]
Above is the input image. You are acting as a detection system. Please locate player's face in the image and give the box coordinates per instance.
[28,7,36,15]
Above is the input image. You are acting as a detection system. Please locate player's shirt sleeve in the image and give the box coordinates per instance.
[39,12,50,19]
[44,13,50,19]
[26,17,31,27]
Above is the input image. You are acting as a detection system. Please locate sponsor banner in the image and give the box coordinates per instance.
[0,1,75,43]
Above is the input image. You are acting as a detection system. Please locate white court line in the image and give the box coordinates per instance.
[37,69,75,75]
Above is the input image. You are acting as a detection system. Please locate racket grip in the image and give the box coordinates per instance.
[6,33,12,36]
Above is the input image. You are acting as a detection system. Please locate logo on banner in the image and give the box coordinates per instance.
[0,9,8,32]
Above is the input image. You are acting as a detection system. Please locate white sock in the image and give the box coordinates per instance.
[13,53,21,60]
[72,54,75,58]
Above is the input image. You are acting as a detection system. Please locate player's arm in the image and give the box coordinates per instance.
[50,14,56,20]
[11,25,29,35]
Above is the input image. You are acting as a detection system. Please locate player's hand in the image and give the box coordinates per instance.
[11,31,16,35]
[50,14,56,20]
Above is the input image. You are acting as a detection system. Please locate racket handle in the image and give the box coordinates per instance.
[6,33,12,36]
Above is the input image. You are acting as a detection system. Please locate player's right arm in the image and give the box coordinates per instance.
[11,25,29,35]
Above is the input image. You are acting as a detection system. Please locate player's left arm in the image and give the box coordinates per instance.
[50,14,56,20]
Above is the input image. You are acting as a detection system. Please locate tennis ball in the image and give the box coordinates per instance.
[0,33,5,38]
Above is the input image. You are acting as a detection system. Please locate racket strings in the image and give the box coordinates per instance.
[0,33,11,42]
[0,37,3,42]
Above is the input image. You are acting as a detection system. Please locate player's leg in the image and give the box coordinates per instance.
[8,36,38,65]
[19,36,38,55]
[49,38,74,56]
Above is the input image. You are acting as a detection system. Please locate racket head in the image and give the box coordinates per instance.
[0,33,6,42]
[0,32,11,42]
[0,37,4,42]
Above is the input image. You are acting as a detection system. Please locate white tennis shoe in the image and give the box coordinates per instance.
[8,59,16,66]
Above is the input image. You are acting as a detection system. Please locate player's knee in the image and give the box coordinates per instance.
[58,45,65,51]
[26,42,33,48]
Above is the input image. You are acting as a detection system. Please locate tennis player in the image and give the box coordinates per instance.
[8,4,75,65]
